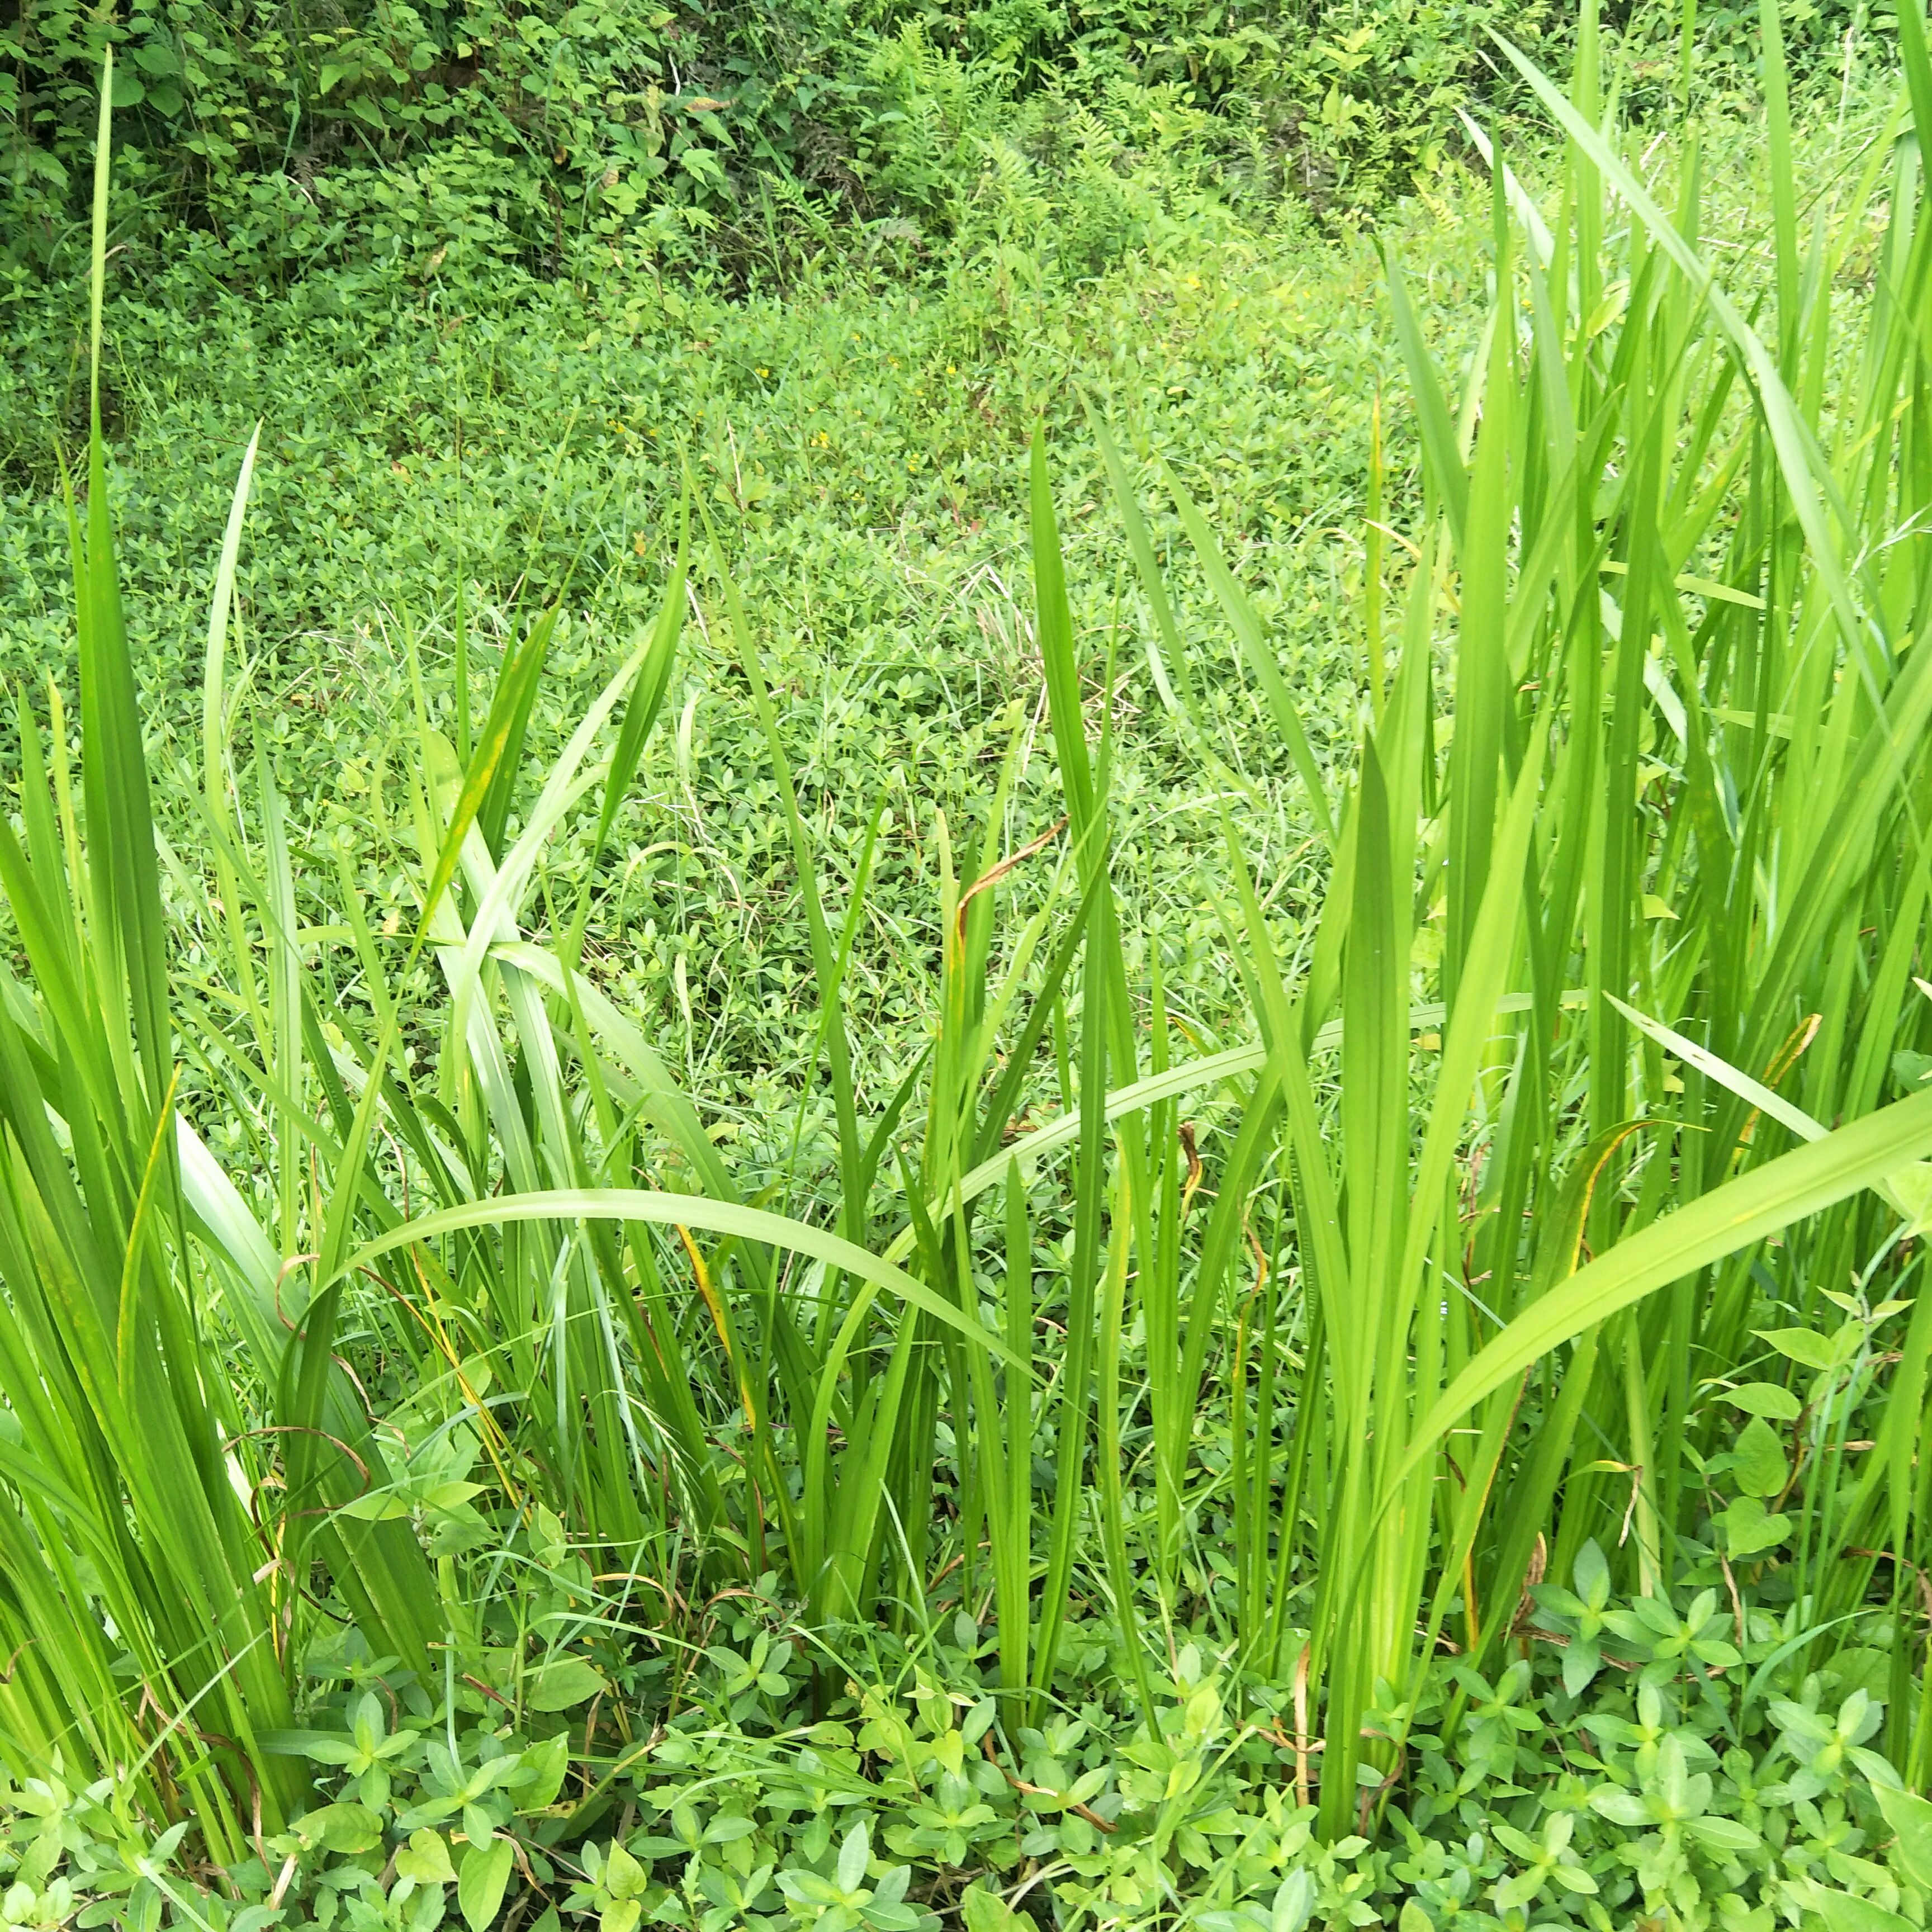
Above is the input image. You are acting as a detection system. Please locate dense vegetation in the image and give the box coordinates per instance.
[3,0,1535,285]
[11,1,1932,1929]
[0,0,1886,292]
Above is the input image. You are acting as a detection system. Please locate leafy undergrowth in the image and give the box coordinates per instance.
[7,1546,1932,1932]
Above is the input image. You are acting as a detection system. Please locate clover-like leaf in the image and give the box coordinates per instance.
[457,1835,515,1932]
[511,1734,571,1813]
[1806,1886,1913,1932]
[602,1841,646,1902]
[1732,1415,1789,1499]
[836,1820,871,1896]
[527,1656,605,1712]
[292,1802,382,1855]
[1875,1783,1932,1890]
[396,1830,457,1885]
[1718,1495,1791,1558]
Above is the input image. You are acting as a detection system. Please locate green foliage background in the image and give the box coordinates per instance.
[1,0,1736,283]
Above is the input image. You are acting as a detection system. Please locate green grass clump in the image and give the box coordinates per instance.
[10,12,1932,1931]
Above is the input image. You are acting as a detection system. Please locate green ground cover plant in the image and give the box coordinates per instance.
[11,4,1932,1930]
[0,129,1401,1129]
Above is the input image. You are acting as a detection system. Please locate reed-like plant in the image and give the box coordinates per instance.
[1084,0,1932,1829]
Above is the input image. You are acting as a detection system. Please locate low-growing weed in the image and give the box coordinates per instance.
[4,1556,1924,1930]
